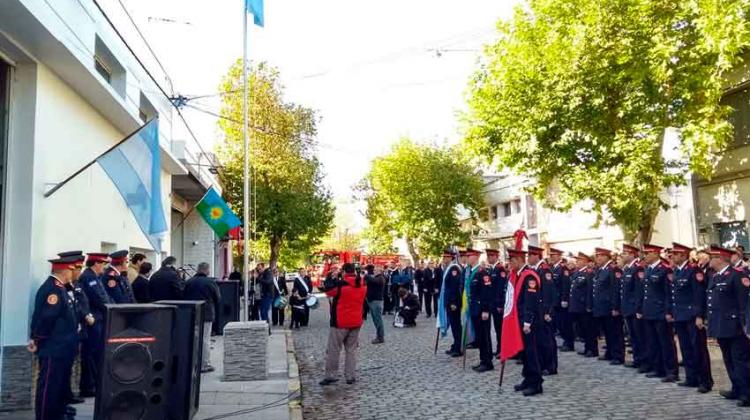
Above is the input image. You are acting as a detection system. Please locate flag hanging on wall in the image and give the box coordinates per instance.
[245,0,265,27]
[195,187,242,238]
[97,119,168,251]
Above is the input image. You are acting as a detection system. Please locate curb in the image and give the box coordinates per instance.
[286,331,303,420]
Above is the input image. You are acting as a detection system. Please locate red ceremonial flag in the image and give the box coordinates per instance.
[500,269,525,361]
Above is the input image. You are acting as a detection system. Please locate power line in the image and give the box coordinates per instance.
[116,0,174,94]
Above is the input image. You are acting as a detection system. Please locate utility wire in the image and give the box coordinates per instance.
[115,0,174,94]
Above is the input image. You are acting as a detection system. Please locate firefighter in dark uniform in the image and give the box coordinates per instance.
[670,243,713,392]
[509,249,544,396]
[592,247,625,364]
[468,249,495,372]
[549,248,574,351]
[528,245,557,375]
[103,250,133,303]
[638,244,679,382]
[619,244,648,370]
[485,249,507,356]
[705,246,750,406]
[442,250,464,357]
[78,253,111,397]
[570,253,597,357]
[29,256,81,420]
[57,251,93,414]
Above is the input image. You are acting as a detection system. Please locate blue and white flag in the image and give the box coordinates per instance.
[97,119,167,251]
[436,263,459,336]
[245,0,264,27]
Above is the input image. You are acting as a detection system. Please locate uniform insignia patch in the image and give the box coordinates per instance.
[667,273,673,282]
[89,281,97,286]
[483,275,491,285]
[564,270,569,276]
[695,272,704,283]
[615,271,622,279]
[500,271,507,278]
[108,279,117,288]
[638,271,645,279]
[742,277,750,288]
[529,279,537,288]
[545,272,552,280]
[47,294,58,305]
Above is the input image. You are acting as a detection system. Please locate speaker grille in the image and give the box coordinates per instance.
[106,390,147,420]
[110,343,152,384]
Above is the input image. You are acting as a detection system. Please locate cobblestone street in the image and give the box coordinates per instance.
[293,299,749,420]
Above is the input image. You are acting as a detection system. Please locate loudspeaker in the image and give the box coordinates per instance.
[95,304,176,420]
[156,300,205,420]
[213,280,240,335]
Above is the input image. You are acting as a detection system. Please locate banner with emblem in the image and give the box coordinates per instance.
[500,270,525,361]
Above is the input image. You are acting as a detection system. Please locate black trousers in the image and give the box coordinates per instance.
[417,288,424,312]
[272,306,285,326]
[539,317,558,373]
[674,320,700,384]
[492,307,503,355]
[556,307,575,348]
[521,325,544,390]
[474,316,494,367]
[432,293,440,317]
[447,306,463,353]
[36,356,73,420]
[645,319,678,377]
[424,291,434,317]
[80,321,103,395]
[624,315,647,367]
[596,315,624,362]
[692,326,713,388]
[572,312,598,355]
[717,335,750,398]
[302,305,310,326]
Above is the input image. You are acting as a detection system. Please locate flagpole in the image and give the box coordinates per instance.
[242,2,250,323]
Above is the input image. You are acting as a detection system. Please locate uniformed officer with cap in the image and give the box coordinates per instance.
[620,244,648,370]
[705,245,750,406]
[29,255,81,420]
[468,249,495,372]
[528,245,557,375]
[78,253,111,397]
[549,248,574,351]
[442,250,464,357]
[592,247,625,365]
[671,242,713,392]
[509,248,544,396]
[638,244,679,382]
[103,250,134,303]
[485,248,507,356]
[570,252,597,357]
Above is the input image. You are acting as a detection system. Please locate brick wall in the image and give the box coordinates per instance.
[0,345,32,411]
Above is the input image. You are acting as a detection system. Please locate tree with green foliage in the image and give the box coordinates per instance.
[217,60,334,269]
[358,139,484,262]
[465,0,750,244]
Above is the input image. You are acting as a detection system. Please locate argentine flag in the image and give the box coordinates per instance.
[97,119,167,251]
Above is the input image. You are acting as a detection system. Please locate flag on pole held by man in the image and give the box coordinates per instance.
[460,265,478,347]
[97,119,167,251]
[245,0,264,27]
[195,187,242,238]
[436,262,459,336]
[500,270,526,361]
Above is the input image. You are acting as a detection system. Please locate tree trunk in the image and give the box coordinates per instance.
[269,234,283,270]
[405,235,420,264]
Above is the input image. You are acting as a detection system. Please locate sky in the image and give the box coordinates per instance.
[105,0,519,229]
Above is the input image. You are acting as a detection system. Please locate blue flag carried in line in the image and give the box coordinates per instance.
[97,119,168,251]
[245,0,264,27]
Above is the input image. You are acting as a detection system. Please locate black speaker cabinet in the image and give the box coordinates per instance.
[95,304,176,420]
[156,300,205,420]
[213,280,240,335]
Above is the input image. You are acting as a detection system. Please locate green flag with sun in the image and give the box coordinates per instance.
[195,187,242,238]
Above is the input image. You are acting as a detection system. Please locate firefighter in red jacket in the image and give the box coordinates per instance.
[320,263,368,386]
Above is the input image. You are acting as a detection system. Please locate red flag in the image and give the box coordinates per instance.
[500,270,525,361]
[513,229,527,251]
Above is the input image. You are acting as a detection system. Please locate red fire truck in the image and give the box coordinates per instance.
[308,250,402,288]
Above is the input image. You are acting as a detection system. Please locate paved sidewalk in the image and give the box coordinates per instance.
[0,327,295,420]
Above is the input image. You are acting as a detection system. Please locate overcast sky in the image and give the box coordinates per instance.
[108,0,518,228]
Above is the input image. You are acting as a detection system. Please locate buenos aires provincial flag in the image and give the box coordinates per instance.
[195,187,242,238]
[97,119,167,251]
[245,0,264,27]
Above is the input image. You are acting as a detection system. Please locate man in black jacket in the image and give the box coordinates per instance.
[149,256,183,301]
[293,268,314,326]
[183,262,221,372]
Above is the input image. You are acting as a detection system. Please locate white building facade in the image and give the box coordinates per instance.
[0,0,224,410]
